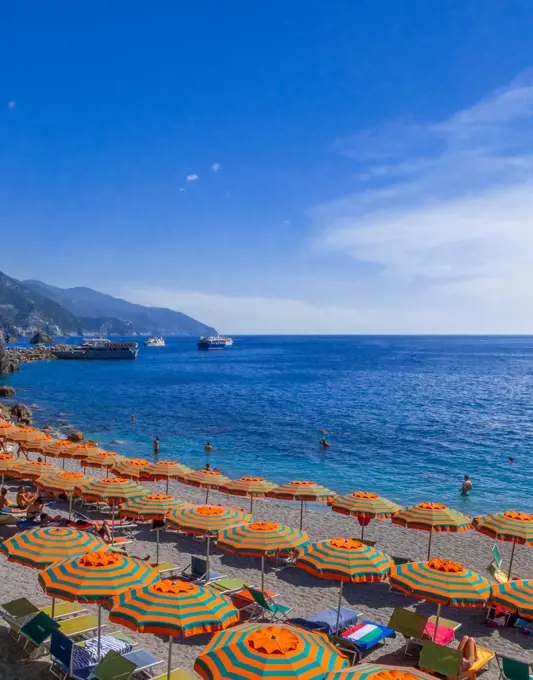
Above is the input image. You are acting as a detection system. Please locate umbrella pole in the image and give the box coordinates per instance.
[62,458,65,470]
[508,542,517,580]
[51,597,56,619]
[250,496,253,513]
[166,478,169,494]
[205,487,210,503]
[1,474,3,488]
[206,535,211,580]
[111,504,115,545]
[68,494,73,520]
[428,529,433,560]
[335,581,344,634]
[261,555,265,592]
[361,524,365,541]
[156,528,160,566]
[167,636,173,680]
[300,501,304,530]
[433,603,441,642]
[97,604,102,661]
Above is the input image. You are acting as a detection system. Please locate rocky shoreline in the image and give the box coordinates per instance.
[0,344,69,376]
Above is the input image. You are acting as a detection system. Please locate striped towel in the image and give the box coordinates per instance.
[85,635,132,663]
[343,623,383,644]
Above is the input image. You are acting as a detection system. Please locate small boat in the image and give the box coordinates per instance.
[54,339,139,360]
[144,337,165,347]
[198,336,227,351]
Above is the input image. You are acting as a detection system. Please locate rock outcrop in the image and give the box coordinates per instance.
[30,331,56,345]
[9,403,32,424]
[0,386,16,397]
[67,430,84,442]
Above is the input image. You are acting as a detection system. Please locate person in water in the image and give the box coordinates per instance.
[204,463,211,471]
[153,436,160,455]
[205,442,215,452]
[131,415,136,423]
[320,438,331,448]
[460,475,473,493]
[509,457,514,463]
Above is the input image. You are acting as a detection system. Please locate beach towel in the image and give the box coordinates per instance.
[342,620,395,652]
[85,634,133,662]
[424,621,455,645]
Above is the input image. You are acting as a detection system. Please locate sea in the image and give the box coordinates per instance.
[3,335,533,515]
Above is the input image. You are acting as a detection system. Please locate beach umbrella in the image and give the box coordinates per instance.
[177,469,231,503]
[81,451,125,476]
[389,558,491,640]
[38,439,77,467]
[35,471,94,519]
[110,579,240,680]
[219,477,279,513]
[39,550,159,661]
[473,511,533,579]
[4,429,52,456]
[10,459,59,480]
[69,444,110,461]
[194,622,348,680]
[218,521,309,591]
[111,458,151,479]
[391,503,472,560]
[330,491,401,540]
[295,538,393,634]
[325,663,435,680]
[1,526,106,618]
[118,493,185,564]
[0,453,21,487]
[267,480,337,530]
[141,460,192,494]
[166,505,252,577]
[491,580,533,620]
[74,477,149,544]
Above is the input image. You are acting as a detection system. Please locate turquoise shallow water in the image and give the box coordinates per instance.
[3,335,533,514]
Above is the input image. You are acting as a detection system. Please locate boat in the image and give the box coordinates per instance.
[54,339,139,360]
[197,336,228,351]
[144,337,165,347]
[219,336,233,346]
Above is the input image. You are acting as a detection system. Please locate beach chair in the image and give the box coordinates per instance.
[156,561,180,578]
[487,561,509,584]
[122,649,163,675]
[152,671,196,680]
[288,607,361,635]
[180,556,225,584]
[388,607,457,654]
[1,597,87,637]
[91,651,137,680]
[497,655,533,680]
[338,620,396,661]
[245,587,292,621]
[419,640,495,680]
[58,613,103,639]
[18,610,60,657]
[209,577,253,595]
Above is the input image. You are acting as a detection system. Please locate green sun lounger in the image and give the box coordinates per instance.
[388,607,428,654]
[246,587,292,621]
[152,670,196,680]
[497,655,533,680]
[90,650,137,680]
[19,611,61,657]
[58,613,103,638]
[420,640,495,680]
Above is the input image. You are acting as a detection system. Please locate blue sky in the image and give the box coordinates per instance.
[3,1,533,333]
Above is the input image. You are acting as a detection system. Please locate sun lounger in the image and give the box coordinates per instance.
[288,607,361,634]
[156,561,180,578]
[419,640,495,680]
[76,632,137,650]
[209,577,252,595]
[122,649,163,675]
[338,620,395,661]
[18,611,61,657]
[180,556,225,584]
[50,631,136,680]
[245,587,292,622]
[388,607,457,655]
[497,654,533,680]
[152,671,196,680]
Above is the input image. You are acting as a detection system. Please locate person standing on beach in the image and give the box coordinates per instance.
[153,436,160,457]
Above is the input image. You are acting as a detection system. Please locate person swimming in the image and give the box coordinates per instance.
[205,442,215,452]
[319,438,331,448]
[460,475,473,494]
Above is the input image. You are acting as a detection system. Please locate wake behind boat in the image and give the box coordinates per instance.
[54,338,139,360]
[144,337,165,347]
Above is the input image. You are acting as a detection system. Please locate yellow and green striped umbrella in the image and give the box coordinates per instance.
[166,504,252,578]
[473,511,533,578]
[110,579,240,680]
[491,580,533,620]
[390,558,491,640]
[119,493,185,564]
[141,460,192,493]
[267,480,337,530]
[39,550,159,661]
[392,503,472,559]
[35,471,94,518]
[326,663,435,680]
[177,469,231,503]
[296,538,393,634]
[219,477,279,513]
[330,491,401,540]
[218,521,309,591]
[111,458,151,479]
[195,623,348,680]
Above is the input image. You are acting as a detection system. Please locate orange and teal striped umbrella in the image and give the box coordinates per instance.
[177,469,231,503]
[0,526,105,569]
[219,477,279,512]
[491,580,533,620]
[110,579,240,680]
[74,477,149,544]
[141,460,192,493]
[111,458,151,479]
[0,453,20,486]
[296,538,392,634]
[119,493,185,564]
[11,459,59,480]
[390,558,491,640]
[473,511,533,578]
[195,623,348,680]
[81,451,125,475]
[392,503,471,559]
[325,663,435,680]
[39,550,159,660]
[267,480,337,530]
[167,505,252,578]
[218,521,309,591]
[38,439,77,467]
[69,444,109,461]
[330,491,401,540]
[35,471,94,519]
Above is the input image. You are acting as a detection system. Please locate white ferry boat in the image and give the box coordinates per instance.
[144,337,165,347]
[54,339,139,360]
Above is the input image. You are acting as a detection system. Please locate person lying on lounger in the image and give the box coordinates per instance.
[458,635,478,670]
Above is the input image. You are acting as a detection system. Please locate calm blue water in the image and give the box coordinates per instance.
[3,336,533,514]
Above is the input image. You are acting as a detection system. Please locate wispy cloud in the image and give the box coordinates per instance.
[211,162,221,172]
[311,73,533,332]
[186,174,199,182]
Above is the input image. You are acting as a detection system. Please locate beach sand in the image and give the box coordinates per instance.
[1,454,532,679]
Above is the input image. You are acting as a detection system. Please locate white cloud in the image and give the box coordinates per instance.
[311,73,533,332]
[186,174,199,182]
[211,163,221,172]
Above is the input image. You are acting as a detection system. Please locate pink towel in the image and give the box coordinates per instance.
[424,622,454,646]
